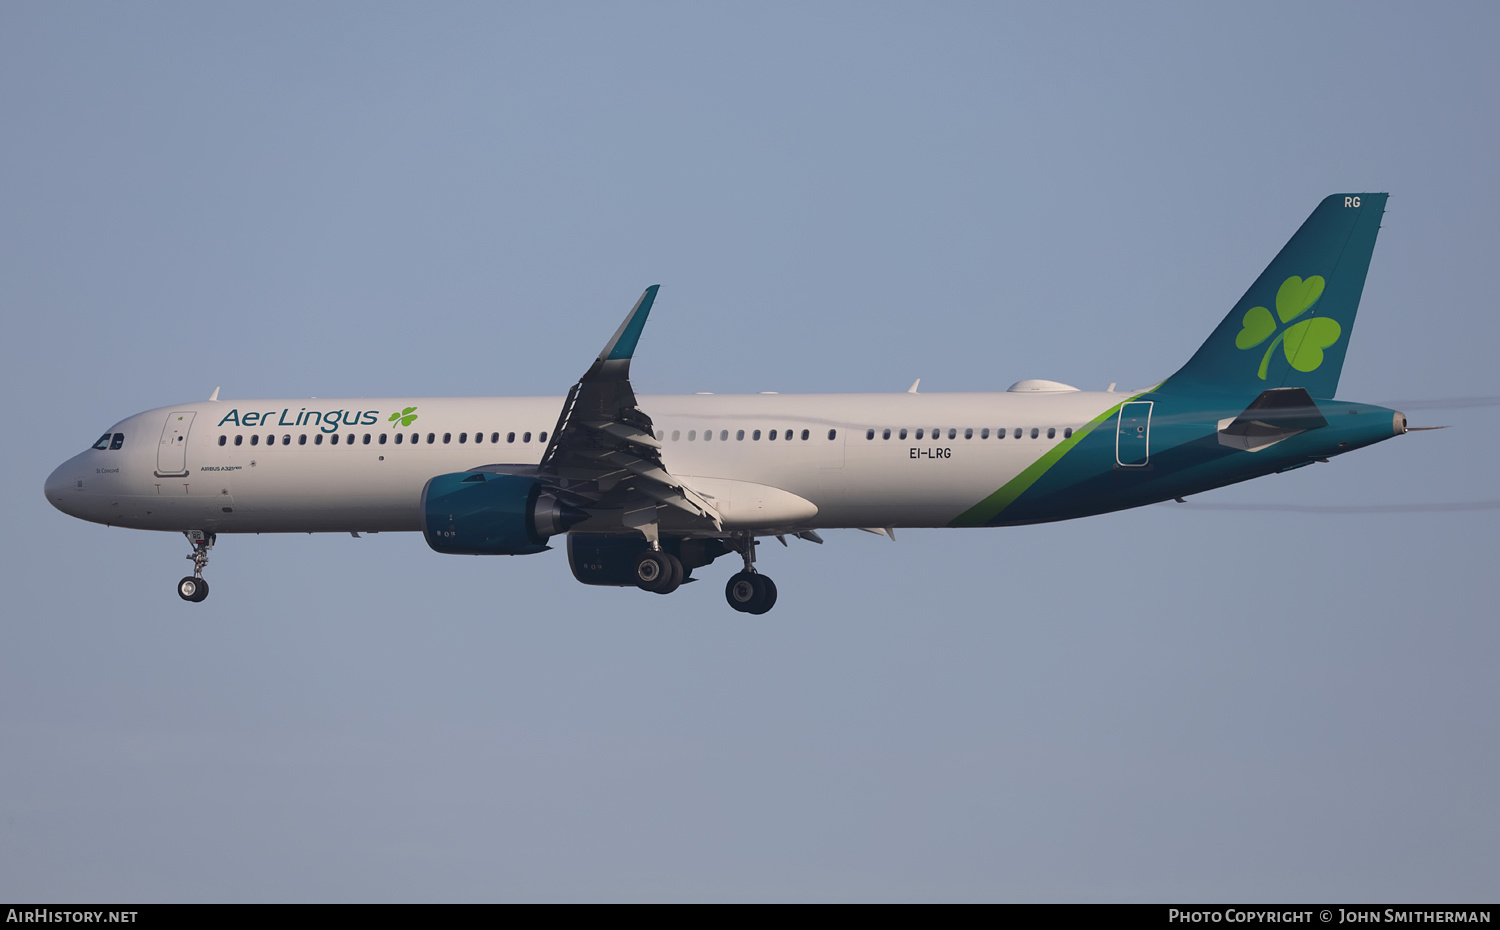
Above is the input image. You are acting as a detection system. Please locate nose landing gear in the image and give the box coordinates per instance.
[176,530,214,603]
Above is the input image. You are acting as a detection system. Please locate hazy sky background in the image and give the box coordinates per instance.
[3,2,1496,902]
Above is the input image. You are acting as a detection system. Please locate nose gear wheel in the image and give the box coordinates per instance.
[177,531,216,603]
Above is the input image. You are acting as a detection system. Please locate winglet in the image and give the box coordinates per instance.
[599,285,660,362]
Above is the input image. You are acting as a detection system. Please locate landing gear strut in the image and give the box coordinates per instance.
[724,534,777,614]
[177,530,214,603]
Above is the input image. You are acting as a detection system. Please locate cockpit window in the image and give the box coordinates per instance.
[110,433,124,450]
[92,433,112,450]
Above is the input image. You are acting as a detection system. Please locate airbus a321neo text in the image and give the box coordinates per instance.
[47,194,1412,614]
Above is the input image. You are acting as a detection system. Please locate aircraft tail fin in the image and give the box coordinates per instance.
[1159,193,1387,400]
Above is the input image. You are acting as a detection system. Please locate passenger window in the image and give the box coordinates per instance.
[899,428,908,440]
[828,429,837,440]
[1047,428,1056,439]
[736,430,745,441]
[315,434,323,445]
[1030,428,1039,439]
[459,433,468,444]
[443,433,452,444]
[703,429,712,441]
[283,435,290,445]
[92,433,112,450]
[363,434,371,444]
[523,432,531,443]
[769,430,777,441]
[235,435,243,446]
[491,433,500,443]
[882,429,891,440]
[720,430,728,441]
[752,430,761,441]
[299,435,307,445]
[540,432,548,442]
[251,434,260,446]
[866,429,875,440]
[671,430,680,441]
[394,433,402,445]
[218,435,227,447]
[688,430,696,441]
[981,428,990,439]
[427,433,435,444]
[330,434,339,445]
[507,432,516,443]
[1013,428,1022,439]
[1064,428,1073,438]
[915,428,924,439]
[801,429,810,440]
[378,433,387,445]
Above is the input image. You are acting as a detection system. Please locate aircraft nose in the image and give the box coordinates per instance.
[44,459,81,515]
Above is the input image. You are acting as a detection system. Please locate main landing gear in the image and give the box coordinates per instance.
[634,549,685,595]
[177,530,214,603]
[630,533,779,613]
[724,534,777,615]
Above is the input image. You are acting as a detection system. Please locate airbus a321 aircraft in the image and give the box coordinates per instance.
[46,194,1411,614]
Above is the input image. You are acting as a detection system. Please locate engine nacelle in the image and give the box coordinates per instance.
[422,472,584,556]
[568,534,731,586]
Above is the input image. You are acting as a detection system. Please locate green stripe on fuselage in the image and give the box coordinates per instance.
[947,392,1149,528]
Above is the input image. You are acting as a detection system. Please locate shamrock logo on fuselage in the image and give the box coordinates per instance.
[1234,275,1341,380]
[388,406,418,427]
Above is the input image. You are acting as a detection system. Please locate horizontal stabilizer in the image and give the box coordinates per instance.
[1218,387,1328,452]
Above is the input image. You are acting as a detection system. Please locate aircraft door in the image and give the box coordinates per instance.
[156,411,196,477]
[1115,401,1152,467]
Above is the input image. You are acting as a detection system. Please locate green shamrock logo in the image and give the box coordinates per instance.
[1234,275,1341,379]
[388,406,418,427]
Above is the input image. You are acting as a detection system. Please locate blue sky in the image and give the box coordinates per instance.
[3,2,1496,901]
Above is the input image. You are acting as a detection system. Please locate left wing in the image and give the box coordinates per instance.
[537,286,720,536]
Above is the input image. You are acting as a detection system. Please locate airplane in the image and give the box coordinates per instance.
[45,193,1411,614]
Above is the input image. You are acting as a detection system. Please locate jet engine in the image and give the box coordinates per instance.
[421,472,586,556]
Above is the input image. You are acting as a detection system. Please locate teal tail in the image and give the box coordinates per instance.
[1159,193,1387,400]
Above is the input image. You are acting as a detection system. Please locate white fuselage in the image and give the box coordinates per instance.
[46,389,1124,534]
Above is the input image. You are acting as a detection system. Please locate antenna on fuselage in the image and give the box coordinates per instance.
[907,379,920,394]
[209,386,220,401]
